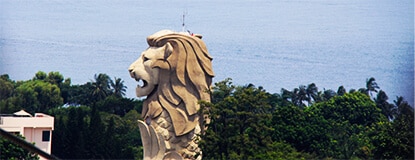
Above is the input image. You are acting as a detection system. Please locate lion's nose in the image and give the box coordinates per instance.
[128,68,135,78]
[128,64,135,72]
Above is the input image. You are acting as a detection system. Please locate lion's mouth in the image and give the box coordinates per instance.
[135,78,148,88]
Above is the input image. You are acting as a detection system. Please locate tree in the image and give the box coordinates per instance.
[372,97,414,159]
[63,84,92,105]
[90,73,112,102]
[122,110,143,159]
[110,77,127,98]
[293,85,309,107]
[64,106,89,159]
[304,92,387,158]
[210,78,235,104]
[59,78,72,104]
[14,80,63,113]
[254,141,313,159]
[337,86,346,96]
[365,77,379,98]
[390,97,414,159]
[102,116,118,158]
[96,96,136,116]
[33,71,65,86]
[315,92,384,126]
[306,83,319,104]
[0,71,144,159]
[2,71,413,159]
[0,75,14,101]
[280,83,320,107]
[0,134,39,160]
[200,80,283,159]
[271,103,310,151]
[281,85,309,108]
[281,88,292,102]
[0,75,18,113]
[85,106,105,159]
[51,116,66,158]
[375,90,397,120]
[46,72,64,86]
[14,82,39,113]
[33,71,47,81]
[116,115,138,157]
[321,89,337,101]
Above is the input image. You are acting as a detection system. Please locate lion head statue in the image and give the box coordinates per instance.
[128,30,214,136]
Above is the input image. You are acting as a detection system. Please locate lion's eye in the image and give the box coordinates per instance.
[143,57,150,62]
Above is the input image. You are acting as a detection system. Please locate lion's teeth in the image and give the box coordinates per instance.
[137,79,144,87]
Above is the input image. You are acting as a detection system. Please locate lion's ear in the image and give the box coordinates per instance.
[151,42,173,70]
[164,42,173,58]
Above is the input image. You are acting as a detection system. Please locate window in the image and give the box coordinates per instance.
[42,130,50,142]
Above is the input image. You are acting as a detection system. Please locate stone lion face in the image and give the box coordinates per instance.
[128,45,169,97]
[129,30,215,137]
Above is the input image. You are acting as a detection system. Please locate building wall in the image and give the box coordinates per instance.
[0,116,54,130]
[24,127,33,141]
[33,128,52,154]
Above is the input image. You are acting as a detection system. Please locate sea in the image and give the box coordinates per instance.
[0,0,413,106]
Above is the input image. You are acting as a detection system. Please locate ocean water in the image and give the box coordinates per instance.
[0,0,413,106]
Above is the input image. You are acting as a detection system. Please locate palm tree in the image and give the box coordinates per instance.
[394,96,404,107]
[375,90,396,120]
[337,86,346,96]
[91,73,111,102]
[295,85,309,107]
[322,89,337,101]
[110,77,127,98]
[366,77,379,98]
[281,88,294,105]
[306,83,319,104]
[394,96,412,116]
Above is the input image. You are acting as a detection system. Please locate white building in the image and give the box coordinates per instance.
[0,110,54,159]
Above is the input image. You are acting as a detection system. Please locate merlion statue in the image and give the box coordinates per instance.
[128,30,214,160]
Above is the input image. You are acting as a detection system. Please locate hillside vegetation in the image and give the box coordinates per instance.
[0,72,413,159]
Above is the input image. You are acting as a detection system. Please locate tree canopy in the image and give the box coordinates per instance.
[0,72,413,159]
[200,78,413,159]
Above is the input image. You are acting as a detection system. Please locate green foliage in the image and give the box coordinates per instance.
[14,80,63,113]
[0,134,39,160]
[200,79,311,159]
[0,74,14,100]
[201,78,413,159]
[1,72,413,159]
[33,71,47,81]
[272,104,313,152]
[310,92,385,126]
[49,106,142,159]
[375,90,397,120]
[254,142,314,160]
[96,95,137,116]
[0,75,18,113]
[110,77,127,98]
[62,83,92,105]
[372,97,414,159]
[273,92,390,159]
[0,72,142,159]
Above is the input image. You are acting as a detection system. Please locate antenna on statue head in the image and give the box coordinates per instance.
[182,10,189,32]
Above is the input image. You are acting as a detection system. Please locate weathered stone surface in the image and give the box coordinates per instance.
[128,30,214,160]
